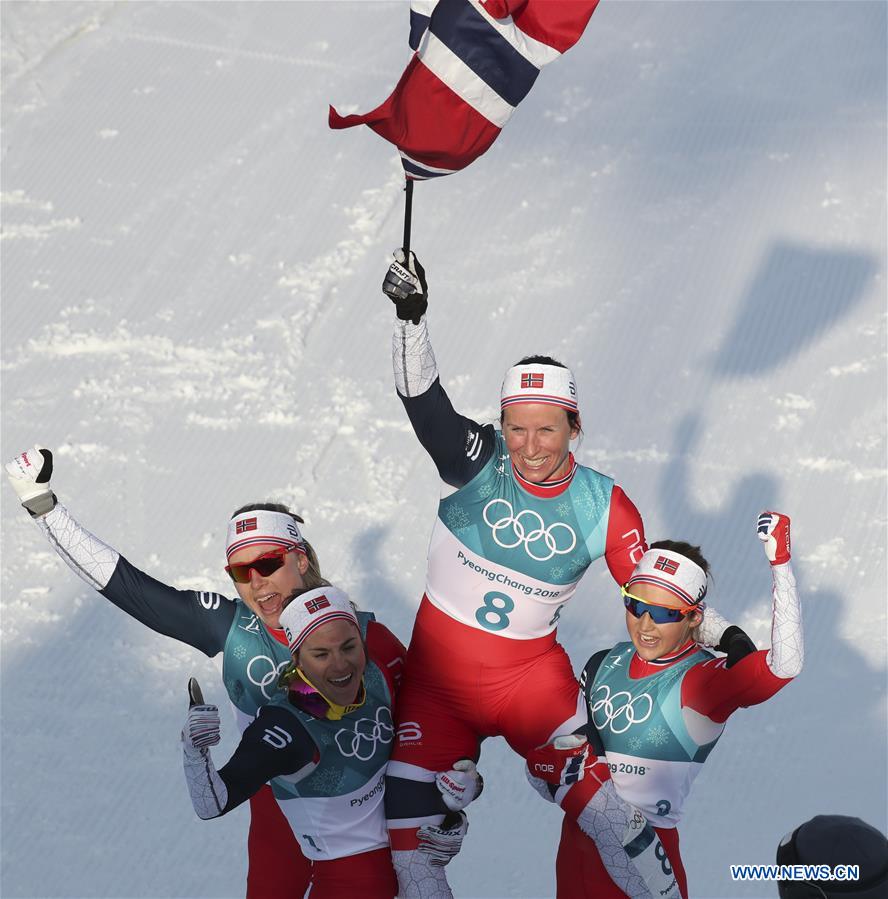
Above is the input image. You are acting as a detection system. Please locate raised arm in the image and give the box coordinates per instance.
[683,512,802,722]
[5,446,233,656]
[383,250,495,488]
[757,511,803,679]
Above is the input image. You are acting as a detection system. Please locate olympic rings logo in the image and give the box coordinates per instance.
[589,684,653,734]
[246,654,290,701]
[482,499,577,562]
[335,706,394,761]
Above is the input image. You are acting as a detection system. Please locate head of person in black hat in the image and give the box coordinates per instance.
[776,814,888,898]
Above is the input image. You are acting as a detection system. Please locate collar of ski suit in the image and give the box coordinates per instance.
[290,667,367,721]
[512,453,578,498]
[629,638,699,677]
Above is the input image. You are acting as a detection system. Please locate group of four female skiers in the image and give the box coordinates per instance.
[6,250,802,898]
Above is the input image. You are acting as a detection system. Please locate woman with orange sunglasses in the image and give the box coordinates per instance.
[5,445,370,899]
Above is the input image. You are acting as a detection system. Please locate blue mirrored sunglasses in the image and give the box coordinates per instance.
[621,585,693,624]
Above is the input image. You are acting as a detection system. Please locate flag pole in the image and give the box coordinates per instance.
[403,179,414,257]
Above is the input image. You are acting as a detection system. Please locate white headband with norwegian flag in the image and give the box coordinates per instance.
[501,364,578,413]
[226,510,307,562]
[279,586,359,653]
[625,548,708,607]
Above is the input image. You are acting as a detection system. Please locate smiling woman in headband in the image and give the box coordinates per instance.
[5,448,325,898]
[6,446,483,898]
[526,511,804,899]
[181,584,484,899]
[379,250,756,897]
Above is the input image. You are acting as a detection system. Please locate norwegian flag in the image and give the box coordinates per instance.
[305,595,332,614]
[329,0,600,180]
[521,372,544,389]
[654,556,680,575]
[235,517,257,534]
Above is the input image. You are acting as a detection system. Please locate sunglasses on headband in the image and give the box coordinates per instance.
[621,585,695,624]
[225,547,297,584]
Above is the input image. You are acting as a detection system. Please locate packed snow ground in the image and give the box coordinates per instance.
[1,2,886,897]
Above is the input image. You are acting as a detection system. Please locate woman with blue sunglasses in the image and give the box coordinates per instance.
[527,511,802,898]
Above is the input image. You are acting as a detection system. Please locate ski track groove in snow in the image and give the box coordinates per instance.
[277,166,407,353]
[117,29,392,78]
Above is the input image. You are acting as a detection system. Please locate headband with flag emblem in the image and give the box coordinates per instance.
[279,586,359,653]
[226,510,307,562]
[625,548,708,608]
[501,363,578,413]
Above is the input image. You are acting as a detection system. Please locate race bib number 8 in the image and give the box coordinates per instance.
[475,591,514,631]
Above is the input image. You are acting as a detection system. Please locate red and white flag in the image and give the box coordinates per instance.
[329,0,599,180]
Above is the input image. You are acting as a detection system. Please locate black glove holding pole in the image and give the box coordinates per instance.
[383,249,428,325]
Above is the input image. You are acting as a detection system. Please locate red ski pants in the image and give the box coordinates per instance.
[387,598,585,844]
[246,785,312,899]
[556,816,688,899]
[307,847,398,899]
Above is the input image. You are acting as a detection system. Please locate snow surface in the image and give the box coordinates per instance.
[1,2,885,898]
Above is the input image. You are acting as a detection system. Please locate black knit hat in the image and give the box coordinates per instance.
[776,815,888,898]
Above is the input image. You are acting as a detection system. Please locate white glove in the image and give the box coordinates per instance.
[182,704,221,751]
[436,759,483,812]
[417,812,468,866]
[6,446,55,515]
[758,511,792,565]
[181,679,227,819]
